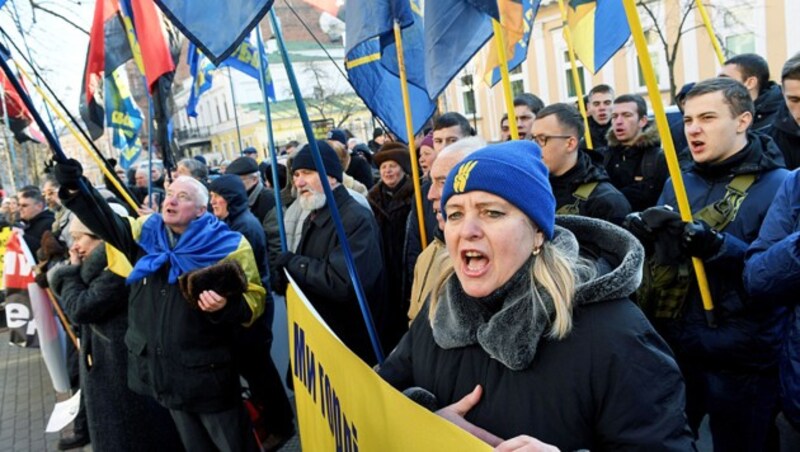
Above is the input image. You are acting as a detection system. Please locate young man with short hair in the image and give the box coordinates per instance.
[585,84,614,148]
[719,53,785,130]
[765,52,800,169]
[512,92,545,139]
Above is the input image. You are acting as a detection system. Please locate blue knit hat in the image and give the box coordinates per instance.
[440,140,555,239]
[291,140,344,182]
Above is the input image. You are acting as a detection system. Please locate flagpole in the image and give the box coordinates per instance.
[0,89,18,190]
[621,0,715,327]
[9,60,140,211]
[269,9,385,364]
[227,67,245,155]
[393,21,428,249]
[147,81,154,204]
[695,0,725,65]
[255,25,287,252]
[556,0,593,149]
[491,20,519,140]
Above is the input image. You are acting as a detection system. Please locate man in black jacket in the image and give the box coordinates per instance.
[720,53,785,131]
[18,188,54,256]
[585,84,614,149]
[275,141,392,364]
[532,103,631,225]
[603,94,669,212]
[766,52,800,169]
[55,164,266,452]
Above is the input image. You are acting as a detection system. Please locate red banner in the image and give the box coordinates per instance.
[3,230,35,290]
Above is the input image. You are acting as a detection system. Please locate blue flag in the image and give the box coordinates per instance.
[485,1,541,86]
[154,0,274,65]
[106,66,143,170]
[424,0,497,98]
[345,0,435,141]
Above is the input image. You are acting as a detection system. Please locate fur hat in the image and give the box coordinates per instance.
[291,140,344,182]
[178,259,248,308]
[440,140,555,239]
[374,142,411,174]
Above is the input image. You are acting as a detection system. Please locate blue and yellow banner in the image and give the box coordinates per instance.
[567,0,631,74]
[483,0,541,86]
[286,277,491,451]
[106,65,143,170]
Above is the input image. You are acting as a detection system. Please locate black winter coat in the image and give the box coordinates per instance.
[247,182,276,225]
[63,185,263,413]
[379,216,694,450]
[587,116,610,149]
[765,102,800,170]
[49,247,182,451]
[347,154,376,189]
[603,125,669,212]
[551,149,631,225]
[23,209,55,257]
[753,82,785,132]
[657,132,789,371]
[286,185,389,364]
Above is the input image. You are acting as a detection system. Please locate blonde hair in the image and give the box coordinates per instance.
[328,140,351,170]
[429,237,584,340]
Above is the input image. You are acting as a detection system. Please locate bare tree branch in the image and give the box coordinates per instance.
[28,0,89,35]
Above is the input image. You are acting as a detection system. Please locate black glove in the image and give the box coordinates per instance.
[682,220,724,259]
[271,252,295,294]
[53,159,84,190]
[623,212,655,244]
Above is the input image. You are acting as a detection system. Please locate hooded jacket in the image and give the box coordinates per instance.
[551,149,631,225]
[657,132,789,371]
[603,125,668,212]
[753,81,785,132]
[765,102,800,170]
[379,216,694,450]
[23,208,55,257]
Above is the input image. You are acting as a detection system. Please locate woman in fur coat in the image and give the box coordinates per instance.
[378,141,695,450]
[49,208,182,452]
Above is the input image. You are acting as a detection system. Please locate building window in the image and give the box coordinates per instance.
[563,51,586,99]
[216,99,222,123]
[720,4,755,58]
[224,98,230,121]
[510,65,526,98]
[459,74,477,116]
[631,27,668,91]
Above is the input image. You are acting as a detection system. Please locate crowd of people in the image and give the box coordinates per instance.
[1,50,800,451]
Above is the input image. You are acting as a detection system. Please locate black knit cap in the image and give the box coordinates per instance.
[291,140,343,182]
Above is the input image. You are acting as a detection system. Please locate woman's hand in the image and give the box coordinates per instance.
[435,385,503,446]
[197,290,228,312]
[68,246,82,265]
[493,435,560,451]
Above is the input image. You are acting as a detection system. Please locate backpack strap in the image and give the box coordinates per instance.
[694,173,757,231]
[556,182,600,216]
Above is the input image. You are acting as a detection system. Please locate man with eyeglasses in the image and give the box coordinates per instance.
[532,104,630,225]
[602,94,668,211]
[18,188,55,257]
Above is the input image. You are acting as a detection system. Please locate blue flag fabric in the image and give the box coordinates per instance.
[345,0,435,141]
[153,0,274,65]
[106,66,144,169]
[486,0,541,86]
[127,212,242,284]
[186,39,275,117]
[424,0,496,98]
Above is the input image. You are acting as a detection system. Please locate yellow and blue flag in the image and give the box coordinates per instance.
[567,0,631,74]
[153,0,274,65]
[424,0,498,98]
[483,0,541,86]
[106,66,144,170]
[345,0,435,141]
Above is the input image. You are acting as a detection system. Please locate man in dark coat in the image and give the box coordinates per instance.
[18,188,55,257]
[602,94,669,212]
[225,156,276,225]
[532,103,631,225]
[209,175,295,448]
[627,78,789,450]
[765,52,800,169]
[720,53,785,131]
[55,163,266,452]
[584,84,613,149]
[274,141,389,365]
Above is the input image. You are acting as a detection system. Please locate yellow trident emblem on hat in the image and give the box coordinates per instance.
[453,160,478,193]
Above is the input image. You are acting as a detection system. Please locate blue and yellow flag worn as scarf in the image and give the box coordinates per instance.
[127,212,242,284]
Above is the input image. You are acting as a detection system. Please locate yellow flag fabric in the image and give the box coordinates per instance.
[566,0,631,74]
[286,278,491,451]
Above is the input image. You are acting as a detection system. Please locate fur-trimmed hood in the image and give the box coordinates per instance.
[606,123,661,149]
[431,215,644,370]
[48,245,108,297]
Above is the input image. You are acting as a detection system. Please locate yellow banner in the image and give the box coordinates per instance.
[286,279,491,451]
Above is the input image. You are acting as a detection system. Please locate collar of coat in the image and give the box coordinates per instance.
[431,215,644,370]
[605,122,661,149]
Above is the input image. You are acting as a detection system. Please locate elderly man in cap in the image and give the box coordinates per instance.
[226,156,276,225]
[243,146,259,160]
[274,140,389,364]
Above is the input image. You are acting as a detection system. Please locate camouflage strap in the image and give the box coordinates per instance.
[693,174,756,231]
[555,181,599,216]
